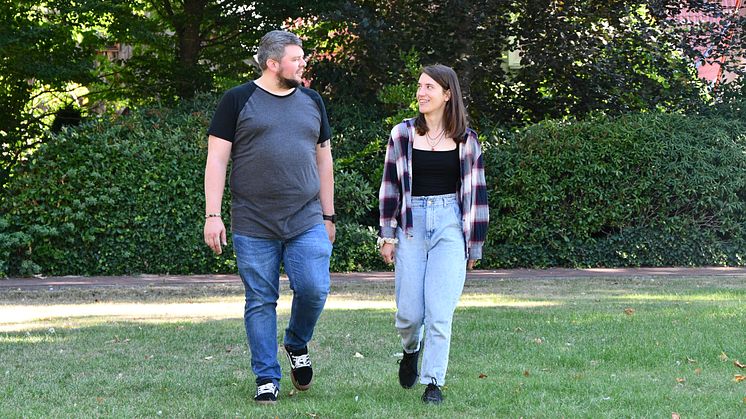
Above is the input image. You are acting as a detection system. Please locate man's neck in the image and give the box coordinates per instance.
[254,74,295,96]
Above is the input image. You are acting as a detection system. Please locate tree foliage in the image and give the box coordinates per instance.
[0,1,110,190]
[306,0,744,126]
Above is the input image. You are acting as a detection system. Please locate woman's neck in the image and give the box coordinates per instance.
[423,113,445,134]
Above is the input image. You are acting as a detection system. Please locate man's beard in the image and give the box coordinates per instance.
[278,75,301,89]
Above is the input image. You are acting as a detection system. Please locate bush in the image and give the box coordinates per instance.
[482,112,746,267]
[1,94,238,276]
[1,94,388,277]
[5,96,745,277]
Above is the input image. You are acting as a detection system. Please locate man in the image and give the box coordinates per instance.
[203,30,335,405]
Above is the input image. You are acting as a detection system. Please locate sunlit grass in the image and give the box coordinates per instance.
[611,292,746,302]
[0,293,561,332]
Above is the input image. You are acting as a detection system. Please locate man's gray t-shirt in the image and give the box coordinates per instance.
[208,82,332,240]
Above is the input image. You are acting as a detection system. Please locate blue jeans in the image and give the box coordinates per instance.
[233,223,332,387]
[395,193,466,386]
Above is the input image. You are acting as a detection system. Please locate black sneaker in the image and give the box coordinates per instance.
[254,380,278,405]
[285,345,313,391]
[397,350,419,389]
[421,379,443,404]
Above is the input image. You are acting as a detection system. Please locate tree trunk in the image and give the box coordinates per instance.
[453,0,476,107]
[175,0,207,99]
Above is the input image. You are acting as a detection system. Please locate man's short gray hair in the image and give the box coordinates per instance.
[256,30,302,71]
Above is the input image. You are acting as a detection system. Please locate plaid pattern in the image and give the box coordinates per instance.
[378,119,489,259]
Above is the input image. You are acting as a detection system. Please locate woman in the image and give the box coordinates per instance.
[378,64,489,404]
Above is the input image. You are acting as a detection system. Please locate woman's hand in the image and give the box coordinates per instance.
[380,243,395,265]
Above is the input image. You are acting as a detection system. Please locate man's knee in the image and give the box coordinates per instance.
[294,280,329,303]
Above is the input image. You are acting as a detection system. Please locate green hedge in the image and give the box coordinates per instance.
[481,112,746,268]
[2,97,228,276]
[3,98,745,277]
[0,94,387,277]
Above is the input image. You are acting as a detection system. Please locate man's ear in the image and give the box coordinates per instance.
[267,58,279,72]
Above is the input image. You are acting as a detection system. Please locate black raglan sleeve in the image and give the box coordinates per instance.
[301,88,332,143]
[207,82,256,142]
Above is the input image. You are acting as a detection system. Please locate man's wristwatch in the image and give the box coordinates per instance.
[322,214,336,223]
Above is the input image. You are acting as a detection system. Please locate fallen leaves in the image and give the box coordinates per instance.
[735,360,746,369]
[623,307,635,316]
[523,370,530,377]
[106,336,129,344]
[478,373,488,379]
[354,352,364,359]
[734,374,746,383]
[675,377,686,384]
[672,413,680,419]
[719,352,729,362]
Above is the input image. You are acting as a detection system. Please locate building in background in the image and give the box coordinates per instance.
[677,0,745,86]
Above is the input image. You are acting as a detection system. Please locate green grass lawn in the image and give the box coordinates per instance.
[1,275,746,418]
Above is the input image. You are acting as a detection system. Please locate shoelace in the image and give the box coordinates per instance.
[289,353,311,368]
[256,382,276,395]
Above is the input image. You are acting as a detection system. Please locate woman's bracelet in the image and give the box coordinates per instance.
[377,237,398,247]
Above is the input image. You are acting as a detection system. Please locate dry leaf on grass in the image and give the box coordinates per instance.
[354,352,364,358]
[523,370,530,377]
[734,374,746,382]
[687,357,696,364]
[106,336,130,344]
[675,377,686,384]
[735,360,746,369]
[719,352,729,362]
[694,368,702,375]
[478,373,487,379]
[623,307,635,315]
[672,413,680,419]
[534,338,543,345]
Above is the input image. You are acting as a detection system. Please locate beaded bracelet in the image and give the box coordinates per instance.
[376,237,399,247]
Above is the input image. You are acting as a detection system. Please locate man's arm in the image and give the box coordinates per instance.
[316,139,335,243]
[204,135,232,254]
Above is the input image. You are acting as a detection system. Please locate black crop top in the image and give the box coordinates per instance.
[412,147,460,196]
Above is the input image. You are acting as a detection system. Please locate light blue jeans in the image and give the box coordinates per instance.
[395,193,466,386]
[232,223,332,387]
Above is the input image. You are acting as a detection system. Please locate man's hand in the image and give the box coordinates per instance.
[324,220,336,243]
[380,243,395,265]
[204,217,227,255]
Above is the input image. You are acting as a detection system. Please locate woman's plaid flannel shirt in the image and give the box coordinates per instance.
[378,119,489,260]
